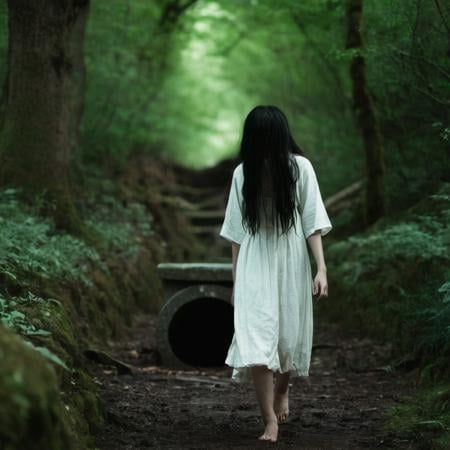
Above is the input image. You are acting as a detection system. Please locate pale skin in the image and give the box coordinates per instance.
[230,229,328,442]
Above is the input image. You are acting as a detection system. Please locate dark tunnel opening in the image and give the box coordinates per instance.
[168,297,234,367]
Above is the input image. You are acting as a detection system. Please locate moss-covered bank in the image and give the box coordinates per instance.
[0,154,205,449]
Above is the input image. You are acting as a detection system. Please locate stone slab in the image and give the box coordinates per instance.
[156,262,233,282]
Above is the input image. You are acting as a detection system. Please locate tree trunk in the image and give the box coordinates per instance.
[346,0,385,225]
[0,0,90,234]
[68,0,90,176]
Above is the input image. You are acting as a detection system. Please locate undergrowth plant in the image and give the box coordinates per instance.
[326,184,450,374]
[83,192,154,256]
[0,188,107,287]
[0,291,70,371]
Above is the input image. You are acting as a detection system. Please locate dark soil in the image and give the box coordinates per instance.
[90,313,418,449]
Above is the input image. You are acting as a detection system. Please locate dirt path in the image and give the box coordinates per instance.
[91,313,417,449]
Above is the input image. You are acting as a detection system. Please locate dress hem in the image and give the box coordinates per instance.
[225,360,310,384]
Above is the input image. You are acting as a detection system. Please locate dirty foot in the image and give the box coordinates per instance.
[258,419,278,442]
[274,388,289,423]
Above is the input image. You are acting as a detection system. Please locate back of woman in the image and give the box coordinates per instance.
[219,105,332,443]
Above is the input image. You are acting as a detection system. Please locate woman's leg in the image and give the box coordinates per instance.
[273,371,290,422]
[250,365,278,442]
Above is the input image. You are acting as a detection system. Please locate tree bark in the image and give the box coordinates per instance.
[0,0,90,234]
[68,0,90,173]
[346,0,385,225]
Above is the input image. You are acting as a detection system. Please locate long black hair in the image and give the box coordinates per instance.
[237,105,305,237]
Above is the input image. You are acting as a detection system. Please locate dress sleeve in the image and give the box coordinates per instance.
[219,167,246,245]
[298,159,333,240]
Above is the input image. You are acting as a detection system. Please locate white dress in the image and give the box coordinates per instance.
[219,154,332,383]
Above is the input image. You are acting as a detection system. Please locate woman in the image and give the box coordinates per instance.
[219,105,332,442]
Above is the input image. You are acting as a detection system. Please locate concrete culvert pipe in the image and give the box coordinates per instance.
[156,263,234,370]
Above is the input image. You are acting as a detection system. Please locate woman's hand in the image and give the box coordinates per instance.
[313,268,328,299]
[306,232,329,300]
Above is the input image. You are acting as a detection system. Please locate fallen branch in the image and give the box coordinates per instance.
[324,179,365,212]
[84,349,136,375]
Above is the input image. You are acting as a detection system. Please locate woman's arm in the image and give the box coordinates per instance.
[306,230,328,299]
[231,242,240,306]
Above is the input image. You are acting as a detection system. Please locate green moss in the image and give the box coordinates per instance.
[59,368,105,447]
[22,299,78,361]
[0,326,73,450]
[382,383,450,449]
[0,290,107,449]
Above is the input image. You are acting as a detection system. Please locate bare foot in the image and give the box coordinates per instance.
[258,419,278,442]
[273,388,289,423]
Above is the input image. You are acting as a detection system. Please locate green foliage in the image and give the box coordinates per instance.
[83,192,154,257]
[74,0,448,216]
[332,222,447,284]
[0,291,71,372]
[79,0,359,189]
[0,188,107,287]
[408,281,450,381]
[81,1,188,165]
[363,0,450,208]
[325,184,450,374]
[0,292,51,337]
[24,341,70,372]
[382,383,450,449]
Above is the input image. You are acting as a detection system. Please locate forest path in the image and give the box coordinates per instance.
[92,313,417,449]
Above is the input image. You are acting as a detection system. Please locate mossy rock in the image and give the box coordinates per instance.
[59,368,105,448]
[0,325,73,450]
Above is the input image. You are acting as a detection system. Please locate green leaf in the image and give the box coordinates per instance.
[25,341,70,371]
